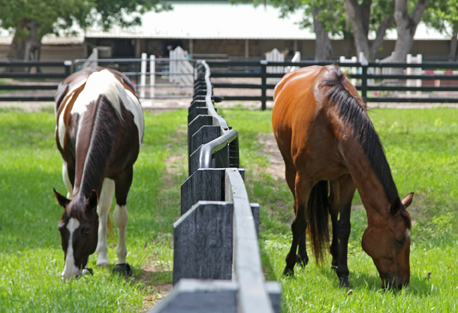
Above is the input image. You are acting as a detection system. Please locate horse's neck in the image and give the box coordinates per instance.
[340,137,392,223]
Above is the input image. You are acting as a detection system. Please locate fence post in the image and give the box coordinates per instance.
[64,60,72,76]
[140,53,147,98]
[150,55,155,103]
[261,60,267,110]
[361,63,368,101]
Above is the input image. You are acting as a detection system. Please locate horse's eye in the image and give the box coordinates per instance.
[394,238,404,246]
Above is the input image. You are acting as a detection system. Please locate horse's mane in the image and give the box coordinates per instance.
[79,94,119,196]
[323,66,410,227]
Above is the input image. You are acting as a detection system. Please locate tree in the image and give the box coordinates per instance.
[344,0,395,61]
[392,0,429,63]
[423,0,458,60]
[232,0,347,60]
[0,0,171,64]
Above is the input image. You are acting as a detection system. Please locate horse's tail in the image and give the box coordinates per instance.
[307,180,330,264]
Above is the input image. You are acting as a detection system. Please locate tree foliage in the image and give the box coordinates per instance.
[423,0,458,57]
[0,0,172,61]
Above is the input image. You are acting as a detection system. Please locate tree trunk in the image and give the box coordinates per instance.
[345,0,393,61]
[449,32,458,61]
[312,7,333,61]
[6,19,42,72]
[392,0,428,64]
[345,0,371,60]
[342,31,355,58]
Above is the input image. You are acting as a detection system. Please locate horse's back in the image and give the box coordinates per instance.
[272,66,329,159]
[55,67,144,174]
[272,65,353,176]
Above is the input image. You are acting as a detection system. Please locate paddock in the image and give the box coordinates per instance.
[0,61,458,312]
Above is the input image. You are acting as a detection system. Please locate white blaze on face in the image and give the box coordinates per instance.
[62,217,80,282]
[406,228,411,239]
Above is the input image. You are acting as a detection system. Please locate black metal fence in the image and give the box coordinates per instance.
[0,61,71,101]
[3,59,458,108]
[206,60,458,110]
[150,61,280,313]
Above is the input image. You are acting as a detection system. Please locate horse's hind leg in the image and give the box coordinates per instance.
[112,168,133,276]
[284,172,312,276]
[96,179,115,266]
[284,160,308,268]
[329,179,340,270]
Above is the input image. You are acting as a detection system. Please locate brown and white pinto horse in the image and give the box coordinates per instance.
[272,65,414,289]
[53,67,144,281]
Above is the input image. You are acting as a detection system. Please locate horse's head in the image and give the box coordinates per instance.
[53,188,99,282]
[362,192,414,289]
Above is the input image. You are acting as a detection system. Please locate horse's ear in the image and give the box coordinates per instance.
[53,188,70,208]
[85,190,98,211]
[390,196,402,216]
[401,192,414,209]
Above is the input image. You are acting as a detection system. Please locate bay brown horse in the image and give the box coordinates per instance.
[53,67,144,281]
[272,65,414,289]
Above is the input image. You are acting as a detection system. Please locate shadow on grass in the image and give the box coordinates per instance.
[316,266,431,296]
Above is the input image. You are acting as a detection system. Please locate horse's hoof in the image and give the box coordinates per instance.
[283,267,294,277]
[82,268,94,276]
[339,278,350,288]
[113,263,133,276]
[296,255,308,268]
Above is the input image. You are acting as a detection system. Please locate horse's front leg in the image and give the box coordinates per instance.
[62,162,74,198]
[112,169,133,276]
[96,179,115,266]
[334,175,356,287]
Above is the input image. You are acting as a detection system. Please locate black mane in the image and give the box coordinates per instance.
[80,94,119,197]
[323,67,399,204]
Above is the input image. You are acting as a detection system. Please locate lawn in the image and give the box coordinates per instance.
[221,108,458,313]
[0,107,457,312]
[0,108,188,312]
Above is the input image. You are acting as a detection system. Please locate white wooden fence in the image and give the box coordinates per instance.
[266,49,301,84]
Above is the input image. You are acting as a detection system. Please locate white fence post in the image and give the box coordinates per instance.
[140,53,147,99]
[168,46,193,86]
[339,56,358,85]
[407,53,422,96]
[266,48,284,84]
[150,55,155,103]
[286,51,301,73]
[82,48,98,69]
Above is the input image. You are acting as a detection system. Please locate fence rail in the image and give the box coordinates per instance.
[150,61,280,313]
[206,60,458,109]
[0,61,72,102]
[3,59,458,106]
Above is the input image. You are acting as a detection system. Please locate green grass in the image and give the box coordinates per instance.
[220,108,458,312]
[1,107,458,312]
[0,109,188,312]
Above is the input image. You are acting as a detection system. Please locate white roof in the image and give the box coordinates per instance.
[85,2,316,40]
[84,2,449,40]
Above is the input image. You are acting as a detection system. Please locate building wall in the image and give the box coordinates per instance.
[0,44,86,62]
[0,38,453,64]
